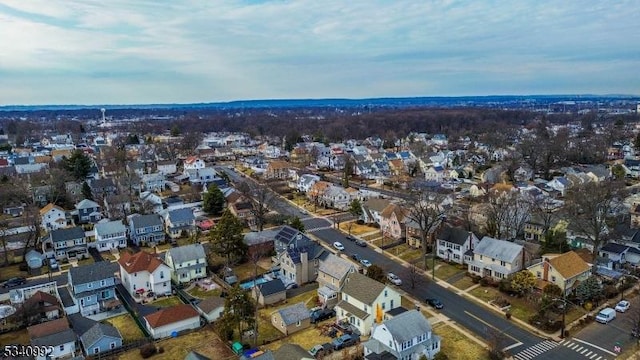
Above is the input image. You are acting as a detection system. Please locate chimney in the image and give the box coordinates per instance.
[543,258,549,281]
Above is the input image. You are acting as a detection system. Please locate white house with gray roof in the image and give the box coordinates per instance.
[435,226,479,265]
[271,302,311,335]
[296,174,320,193]
[165,243,207,283]
[129,214,165,246]
[467,236,524,281]
[163,208,196,239]
[317,253,356,307]
[365,309,441,360]
[335,272,401,336]
[93,220,127,251]
[321,185,351,210]
[41,226,89,261]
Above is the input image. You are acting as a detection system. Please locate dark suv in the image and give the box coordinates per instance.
[310,308,336,324]
[332,333,360,350]
[2,277,26,288]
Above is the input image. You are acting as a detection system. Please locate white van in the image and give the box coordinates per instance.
[595,308,616,324]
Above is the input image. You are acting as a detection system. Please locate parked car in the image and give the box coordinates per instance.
[595,308,616,324]
[310,308,336,324]
[355,239,367,247]
[333,242,345,251]
[346,235,356,241]
[387,272,402,286]
[426,298,444,309]
[48,257,59,271]
[360,259,372,268]
[351,253,362,262]
[2,277,26,288]
[309,343,333,358]
[332,333,360,350]
[615,300,630,313]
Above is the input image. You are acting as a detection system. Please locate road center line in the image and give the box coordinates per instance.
[572,338,617,356]
[463,310,521,343]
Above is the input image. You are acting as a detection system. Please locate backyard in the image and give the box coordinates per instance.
[433,323,489,360]
[0,328,30,345]
[102,314,146,342]
[233,261,270,282]
[187,286,222,299]
[262,323,336,352]
[149,296,184,308]
[0,263,28,282]
[255,290,318,345]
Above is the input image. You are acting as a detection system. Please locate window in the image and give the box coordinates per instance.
[344,294,348,301]
[381,302,386,310]
[101,280,105,287]
[88,282,93,289]
[384,290,388,297]
[536,271,541,278]
[59,345,64,351]
[296,320,301,327]
[551,276,557,282]
[80,299,84,306]
[110,342,116,349]
[390,299,394,308]
[479,255,483,260]
[160,271,164,279]
[94,348,99,354]
[364,305,368,312]
[500,261,506,266]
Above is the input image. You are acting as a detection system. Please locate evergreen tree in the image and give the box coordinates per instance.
[576,276,603,304]
[365,264,386,283]
[81,181,93,200]
[288,216,305,232]
[217,285,255,340]
[509,271,536,296]
[348,199,363,218]
[62,150,93,180]
[209,210,247,264]
[203,184,225,216]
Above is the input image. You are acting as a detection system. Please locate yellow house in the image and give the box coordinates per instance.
[527,251,592,295]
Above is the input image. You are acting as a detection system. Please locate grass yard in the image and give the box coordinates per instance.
[0,329,30,345]
[234,261,269,282]
[188,286,222,299]
[362,232,382,241]
[119,327,234,360]
[102,314,146,341]
[451,276,476,291]
[433,323,489,360]
[76,257,95,266]
[256,291,318,344]
[434,261,465,281]
[468,286,537,323]
[263,324,335,352]
[392,244,424,263]
[338,222,380,236]
[0,263,27,281]
[150,296,184,308]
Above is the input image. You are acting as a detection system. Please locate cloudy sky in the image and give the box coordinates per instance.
[0,0,638,105]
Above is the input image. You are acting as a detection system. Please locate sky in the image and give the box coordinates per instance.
[0,0,639,105]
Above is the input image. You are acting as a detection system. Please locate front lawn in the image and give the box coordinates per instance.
[452,276,476,291]
[0,329,30,345]
[434,261,465,281]
[362,232,382,241]
[102,314,146,341]
[150,296,184,308]
[468,286,537,323]
[338,222,381,236]
[433,323,489,360]
[392,244,424,263]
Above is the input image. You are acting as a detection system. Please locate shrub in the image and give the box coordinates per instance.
[604,285,618,299]
[488,349,506,360]
[505,312,512,320]
[433,353,449,360]
[158,347,164,354]
[356,219,365,225]
[479,277,490,286]
[140,344,157,359]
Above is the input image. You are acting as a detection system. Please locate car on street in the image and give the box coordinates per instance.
[332,333,360,350]
[2,277,26,288]
[355,239,367,247]
[595,307,616,323]
[360,259,372,268]
[351,253,362,262]
[387,273,402,285]
[333,242,345,251]
[310,308,336,324]
[615,300,630,313]
[426,298,444,309]
[346,235,356,241]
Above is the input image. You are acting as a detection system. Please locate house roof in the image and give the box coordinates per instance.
[196,296,225,314]
[272,344,310,360]
[24,291,59,309]
[268,160,290,170]
[341,272,387,305]
[318,253,354,281]
[40,203,64,216]
[382,309,432,343]
[69,261,118,286]
[130,213,163,228]
[335,299,369,320]
[437,226,473,245]
[68,313,122,348]
[49,227,85,243]
[600,242,629,254]
[276,302,310,326]
[168,208,195,223]
[75,199,100,210]
[185,351,211,360]
[545,251,591,279]
[380,203,406,222]
[31,328,77,347]
[167,243,206,264]
[257,279,286,296]
[144,304,199,328]
[363,198,391,213]
[473,237,523,263]
[28,317,70,338]
[118,251,166,274]
[95,220,127,236]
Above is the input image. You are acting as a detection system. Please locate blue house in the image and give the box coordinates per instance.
[163,208,196,239]
[67,262,120,317]
[129,214,166,246]
[75,199,102,224]
[68,313,123,356]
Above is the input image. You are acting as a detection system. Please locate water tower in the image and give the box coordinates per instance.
[100,108,106,123]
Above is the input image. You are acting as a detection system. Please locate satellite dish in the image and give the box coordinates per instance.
[296,233,303,240]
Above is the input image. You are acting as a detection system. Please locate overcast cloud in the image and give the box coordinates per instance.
[0,0,638,105]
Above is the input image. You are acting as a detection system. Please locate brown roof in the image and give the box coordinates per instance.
[389,159,404,170]
[268,160,290,170]
[144,304,199,328]
[225,191,243,204]
[118,251,166,274]
[28,317,69,339]
[380,203,406,222]
[573,248,595,263]
[197,296,225,313]
[24,291,59,308]
[546,251,591,279]
[39,203,64,216]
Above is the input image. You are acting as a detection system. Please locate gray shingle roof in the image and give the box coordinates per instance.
[94,220,126,236]
[69,261,118,286]
[341,272,386,305]
[168,243,205,264]
[68,313,122,349]
[257,279,286,296]
[319,254,354,281]
[473,237,523,263]
[382,309,432,343]
[31,329,77,347]
[276,302,310,325]
[168,208,195,223]
[75,199,100,210]
[185,351,211,360]
[196,296,225,314]
[335,299,369,320]
[438,226,473,246]
[130,214,163,228]
[600,242,629,254]
[58,286,75,307]
[50,227,85,243]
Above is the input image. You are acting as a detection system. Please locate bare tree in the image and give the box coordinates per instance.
[485,190,531,240]
[237,181,273,232]
[404,188,447,270]
[0,220,9,266]
[403,263,423,289]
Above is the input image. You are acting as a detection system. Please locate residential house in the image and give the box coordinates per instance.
[265,160,292,180]
[183,156,206,170]
[380,204,407,241]
[3,205,24,217]
[296,174,321,193]
[364,310,441,360]
[467,237,524,281]
[524,215,549,242]
[41,226,89,261]
[195,296,225,323]
[271,302,311,335]
[599,243,631,269]
[546,177,569,196]
[93,220,127,251]
[335,272,402,336]
[143,304,201,339]
[165,243,207,283]
[321,185,351,210]
[139,191,164,214]
[317,253,356,307]
[228,198,256,229]
[361,198,392,225]
[28,318,77,360]
[307,180,332,204]
[424,166,446,183]
[527,251,592,296]
[141,172,166,193]
[8,281,59,306]
[40,203,69,231]
[75,199,102,224]
[243,228,278,259]
[67,262,119,316]
[186,167,219,185]
[21,291,62,323]
[436,226,479,265]
[252,279,287,306]
[68,313,123,356]
[129,214,165,246]
[274,226,327,286]
[157,160,177,175]
[163,208,196,239]
[90,178,118,198]
[118,250,172,297]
